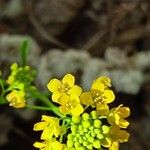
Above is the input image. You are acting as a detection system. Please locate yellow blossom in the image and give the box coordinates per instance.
[80,76,115,115]
[59,94,84,116]
[6,90,25,108]
[101,126,129,150]
[94,76,112,88]
[33,138,65,150]
[47,74,82,104]
[107,105,130,128]
[33,115,60,140]
[109,126,130,150]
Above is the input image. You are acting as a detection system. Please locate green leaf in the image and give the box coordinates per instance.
[20,40,29,67]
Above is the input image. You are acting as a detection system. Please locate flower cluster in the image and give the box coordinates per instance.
[33,74,130,150]
[6,63,35,108]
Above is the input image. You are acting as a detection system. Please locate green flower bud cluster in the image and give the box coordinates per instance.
[7,63,36,89]
[5,63,36,108]
[67,111,110,149]
[15,66,36,87]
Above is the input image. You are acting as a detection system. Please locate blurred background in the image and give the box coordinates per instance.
[0,0,149,149]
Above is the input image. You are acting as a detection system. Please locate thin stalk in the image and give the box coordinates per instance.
[26,105,52,111]
[0,80,5,97]
[29,89,65,118]
[59,119,66,143]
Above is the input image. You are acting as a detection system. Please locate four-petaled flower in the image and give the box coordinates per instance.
[109,126,130,150]
[6,90,25,108]
[80,76,115,115]
[59,94,84,116]
[47,74,82,104]
[107,105,130,128]
[33,115,60,140]
[33,138,65,150]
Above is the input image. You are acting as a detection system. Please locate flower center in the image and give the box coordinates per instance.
[59,84,70,93]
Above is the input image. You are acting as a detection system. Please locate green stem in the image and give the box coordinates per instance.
[84,105,90,111]
[29,89,65,118]
[0,79,5,97]
[59,119,66,143]
[30,90,52,106]
[51,106,65,118]
[26,105,52,111]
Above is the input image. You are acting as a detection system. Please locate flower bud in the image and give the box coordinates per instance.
[90,111,97,119]
[82,120,91,128]
[94,119,102,128]
[72,116,81,123]
[67,139,74,148]
[82,113,90,120]
[93,139,101,149]
[102,125,110,134]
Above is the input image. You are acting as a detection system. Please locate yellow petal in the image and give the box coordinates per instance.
[71,94,80,103]
[68,85,82,96]
[41,127,52,140]
[51,140,65,150]
[59,105,70,115]
[41,115,52,122]
[52,91,61,102]
[109,142,119,150]
[118,130,130,143]
[117,107,130,118]
[62,74,75,87]
[91,81,105,92]
[59,93,70,105]
[71,104,84,117]
[80,92,93,105]
[103,90,115,103]
[33,122,48,131]
[47,79,61,92]
[96,103,109,116]
[53,126,60,138]
[119,119,129,128]
[107,113,120,126]
[96,76,111,87]
[33,141,45,148]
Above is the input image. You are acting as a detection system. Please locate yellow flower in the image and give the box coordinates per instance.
[6,90,25,108]
[33,115,60,140]
[94,76,112,88]
[80,76,115,115]
[47,74,82,103]
[109,126,130,150]
[107,105,130,128]
[33,138,65,150]
[59,94,84,116]
[101,126,129,150]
